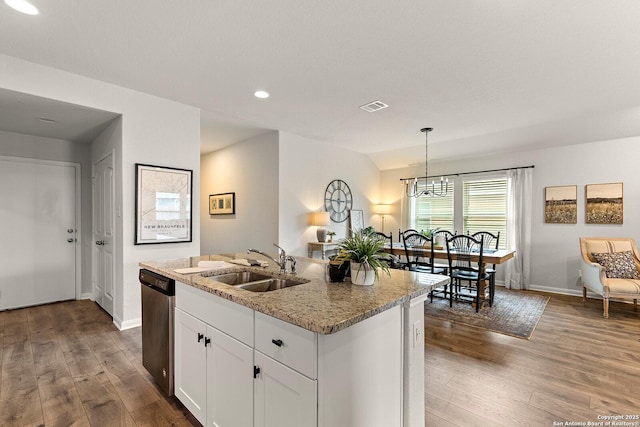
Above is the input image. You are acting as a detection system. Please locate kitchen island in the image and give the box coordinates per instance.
[140,253,449,427]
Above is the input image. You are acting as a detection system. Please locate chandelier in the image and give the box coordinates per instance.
[403,127,449,198]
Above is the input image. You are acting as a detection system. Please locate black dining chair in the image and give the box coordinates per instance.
[445,234,492,312]
[402,232,446,275]
[471,231,500,304]
[403,232,451,303]
[372,231,403,269]
[397,229,419,268]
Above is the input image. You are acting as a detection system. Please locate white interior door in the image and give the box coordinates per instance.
[0,157,77,310]
[93,153,115,316]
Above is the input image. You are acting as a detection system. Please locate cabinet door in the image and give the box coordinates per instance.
[254,351,317,427]
[206,326,254,427]
[175,308,207,425]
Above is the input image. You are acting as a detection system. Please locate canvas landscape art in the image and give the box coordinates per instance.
[545,185,577,224]
[586,182,623,224]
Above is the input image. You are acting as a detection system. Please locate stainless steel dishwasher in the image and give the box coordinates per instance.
[139,268,175,396]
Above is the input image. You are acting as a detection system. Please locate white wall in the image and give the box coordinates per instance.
[381,136,640,295]
[279,131,381,257]
[0,130,93,296]
[199,131,381,260]
[200,132,279,255]
[1,54,201,329]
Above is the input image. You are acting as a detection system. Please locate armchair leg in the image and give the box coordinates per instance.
[634,299,638,312]
[603,298,609,319]
[582,286,587,303]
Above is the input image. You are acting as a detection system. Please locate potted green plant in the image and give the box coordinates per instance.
[419,228,441,248]
[336,230,391,286]
[327,231,336,242]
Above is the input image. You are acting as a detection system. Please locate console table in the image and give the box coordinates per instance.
[307,241,340,259]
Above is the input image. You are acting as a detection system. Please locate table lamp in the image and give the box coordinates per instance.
[372,204,391,233]
[310,211,331,242]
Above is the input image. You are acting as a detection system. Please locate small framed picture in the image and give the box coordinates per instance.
[544,185,577,224]
[348,209,364,236]
[209,192,236,215]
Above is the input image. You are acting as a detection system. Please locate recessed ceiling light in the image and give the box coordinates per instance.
[38,117,56,124]
[4,0,39,15]
[254,90,270,99]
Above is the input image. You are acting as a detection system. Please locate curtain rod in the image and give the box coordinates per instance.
[399,165,535,181]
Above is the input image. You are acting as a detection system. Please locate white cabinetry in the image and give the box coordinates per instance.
[174,308,253,427]
[174,308,207,423]
[175,282,254,427]
[254,351,317,427]
[254,311,317,427]
[175,281,425,427]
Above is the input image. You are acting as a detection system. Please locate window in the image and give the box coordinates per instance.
[414,183,454,232]
[463,177,507,249]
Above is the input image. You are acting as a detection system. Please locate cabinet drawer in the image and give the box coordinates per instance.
[176,281,253,346]
[255,311,317,379]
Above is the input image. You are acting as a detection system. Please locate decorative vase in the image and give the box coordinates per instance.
[350,262,376,286]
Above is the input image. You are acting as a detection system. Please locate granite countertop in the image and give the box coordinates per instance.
[139,253,449,335]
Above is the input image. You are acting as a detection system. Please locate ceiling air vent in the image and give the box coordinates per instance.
[360,100,389,112]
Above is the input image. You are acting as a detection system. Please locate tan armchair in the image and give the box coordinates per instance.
[579,237,640,318]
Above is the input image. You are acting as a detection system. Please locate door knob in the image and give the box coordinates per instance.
[67,229,75,234]
[67,238,75,243]
[96,240,105,246]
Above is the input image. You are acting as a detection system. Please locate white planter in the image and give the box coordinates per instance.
[350,262,376,286]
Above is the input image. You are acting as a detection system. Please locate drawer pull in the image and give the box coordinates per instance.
[271,339,283,347]
[197,333,204,342]
[204,337,211,346]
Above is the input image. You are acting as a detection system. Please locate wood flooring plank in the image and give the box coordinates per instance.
[0,340,37,402]
[58,333,103,378]
[0,387,44,427]
[74,371,137,427]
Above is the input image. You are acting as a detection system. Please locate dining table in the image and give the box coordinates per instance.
[383,243,516,307]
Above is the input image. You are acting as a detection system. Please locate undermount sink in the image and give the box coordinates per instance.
[207,271,309,292]
[208,271,272,285]
[236,278,307,292]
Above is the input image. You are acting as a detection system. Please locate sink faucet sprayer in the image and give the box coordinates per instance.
[247,243,296,274]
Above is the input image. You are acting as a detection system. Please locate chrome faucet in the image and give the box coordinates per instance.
[247,243,296,274]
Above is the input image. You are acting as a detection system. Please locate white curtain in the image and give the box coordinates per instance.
[504,168,533,290]
[399,184,416,233]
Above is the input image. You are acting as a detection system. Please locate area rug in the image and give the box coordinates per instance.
[423,287,549,339]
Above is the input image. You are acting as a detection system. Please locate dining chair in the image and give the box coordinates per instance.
[471,231,500,304]
[445,234,492,312]
[397,229,419,268]
[372,231,403,269]
[402,232,446,275]
[432,229,456,272]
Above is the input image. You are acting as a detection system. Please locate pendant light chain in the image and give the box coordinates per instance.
[403,127,449,198]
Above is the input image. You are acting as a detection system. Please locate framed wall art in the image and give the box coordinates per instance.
[544,185,577,224]
[209,192,236,215]
[348,209,364,236]
[585,182,623,225]
[135,163,193,245]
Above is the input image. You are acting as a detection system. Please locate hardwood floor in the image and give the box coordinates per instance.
[0,299,198,427]
[425,291,640,426]
[2,292,639,426]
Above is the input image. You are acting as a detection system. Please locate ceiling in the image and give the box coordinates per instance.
[1,1,640,170]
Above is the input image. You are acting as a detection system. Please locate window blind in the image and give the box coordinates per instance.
[414,183,455,233]
[463,178,507,249]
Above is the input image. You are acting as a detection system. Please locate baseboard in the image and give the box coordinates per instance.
[510,282,636,305]
[527,283,584,297]
[115,317,141,331]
